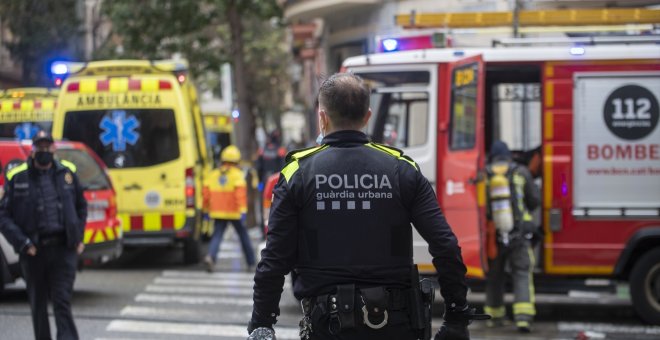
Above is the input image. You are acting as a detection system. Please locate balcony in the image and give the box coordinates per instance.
[284,0,379,22]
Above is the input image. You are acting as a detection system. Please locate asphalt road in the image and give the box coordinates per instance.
[1,228,659,340]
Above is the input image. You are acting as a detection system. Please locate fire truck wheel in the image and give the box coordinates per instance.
[630,248,660,325]
[183,238,201,265]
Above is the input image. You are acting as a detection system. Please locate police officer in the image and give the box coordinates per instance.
[484,140,540,333]
[0,131,87,340]
[248,73,487,340]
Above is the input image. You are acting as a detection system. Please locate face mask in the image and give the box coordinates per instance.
[315,133,324,145]
[34,151,54,166]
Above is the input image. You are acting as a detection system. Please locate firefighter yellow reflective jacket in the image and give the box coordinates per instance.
[203,164,247,220]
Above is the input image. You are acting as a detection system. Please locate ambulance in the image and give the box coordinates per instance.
[0,88,58,139]
[203,111,234,167]
[343,42,660,324]
[51,59,210,263]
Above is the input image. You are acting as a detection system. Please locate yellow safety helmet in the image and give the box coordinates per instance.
[221,145,241,163]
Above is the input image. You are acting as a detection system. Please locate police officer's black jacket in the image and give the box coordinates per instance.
[0,158,87,253]
[252,130,468,324]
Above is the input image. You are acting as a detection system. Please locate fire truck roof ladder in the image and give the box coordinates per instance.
[492,35,660,47]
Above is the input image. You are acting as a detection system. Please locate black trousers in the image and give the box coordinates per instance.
[20,244,79,340]
[309,309,419,340]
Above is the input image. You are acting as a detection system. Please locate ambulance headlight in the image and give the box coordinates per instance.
[51,63,69,75]
[382,39,399,52]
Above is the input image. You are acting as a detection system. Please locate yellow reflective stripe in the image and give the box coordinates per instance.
[119,213,131,232]
[83,229,94,243]
[93,230,105,243]
[484,306,506,318]
[141,78,158,91]
[42,99,55,110]
[365,143,418,170]
[105,226,116,241]
[174,212,187,230]
[109,78,129,92]
[20,100,34,111]
[143,212,161,231]
[80,79,97,93]
[60,159,77,173]
[281,161,299,183]
[0,100,12,111]
[291,145,327,159]
[281,145,329,183]
[513,302,536,316]
[6,163,27,181]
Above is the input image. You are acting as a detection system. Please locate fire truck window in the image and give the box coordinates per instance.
[492,83,541,152]
[450,64,478,150]
[368,92,428,148]
[358,71,431,148]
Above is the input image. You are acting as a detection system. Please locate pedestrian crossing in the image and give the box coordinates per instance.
[97,230,299,340]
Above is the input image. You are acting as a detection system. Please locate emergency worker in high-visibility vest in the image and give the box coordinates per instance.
[484,140,540,333]
[203,145,256,272]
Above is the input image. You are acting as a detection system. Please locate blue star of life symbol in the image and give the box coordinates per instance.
[219,174,228,186]
[14,123,40,140]
[99,110,140,152]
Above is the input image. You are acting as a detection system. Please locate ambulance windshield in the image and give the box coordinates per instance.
[62,109,179,169]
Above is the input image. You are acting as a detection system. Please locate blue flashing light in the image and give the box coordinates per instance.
[453,50,465,57]
[570,46,585,56]
[231,110,240,119]
[382,39,399,52]
[51,62,69,75]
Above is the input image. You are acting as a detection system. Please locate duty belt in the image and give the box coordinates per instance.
[301,285,410,336]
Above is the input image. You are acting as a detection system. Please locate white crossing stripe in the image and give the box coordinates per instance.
[558,322,660,335]
[135,293,254,306]
[154,277,255,287]
[162,270,256,279]
[145,284,253,296]
[120,305,252,319]
[154,277,290,288]
[106,320,300,339]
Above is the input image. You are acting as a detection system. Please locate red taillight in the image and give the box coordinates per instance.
[185,168,195,209]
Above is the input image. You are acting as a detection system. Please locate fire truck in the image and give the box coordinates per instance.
[342,41,660,324]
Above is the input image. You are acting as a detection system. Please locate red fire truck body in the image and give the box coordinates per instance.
[343,43,660,323]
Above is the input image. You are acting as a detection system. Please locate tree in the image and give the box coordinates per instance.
[0,0,82,86]
[98,0,285,160]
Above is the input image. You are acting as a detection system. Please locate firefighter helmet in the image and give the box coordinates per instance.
[221,145,241,163]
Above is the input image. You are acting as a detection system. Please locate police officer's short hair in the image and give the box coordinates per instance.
[318,73,370,128]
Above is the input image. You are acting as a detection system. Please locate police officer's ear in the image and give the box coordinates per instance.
[361,108,372,128]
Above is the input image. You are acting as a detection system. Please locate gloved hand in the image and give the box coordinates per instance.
[247,327,276,340]
[241,213,247,224]
[257,182,265,192]
[434,304,491,340]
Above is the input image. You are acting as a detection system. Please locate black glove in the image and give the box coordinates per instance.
[434,323,469,340]
[434,305,491,340]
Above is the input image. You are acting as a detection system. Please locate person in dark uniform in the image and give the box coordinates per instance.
[247,73,487,340]
[0,131,87,340]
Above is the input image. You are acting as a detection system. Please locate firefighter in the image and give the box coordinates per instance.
[203,145,256,272]
[247,73,488,340]
[484,140,541,333]
[0,131,87,340]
